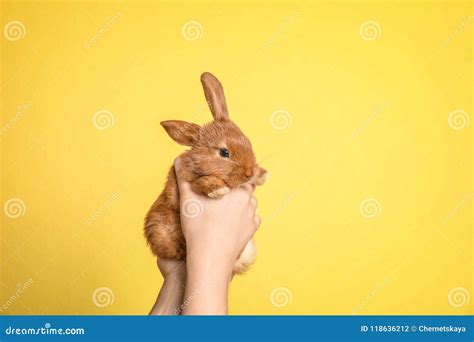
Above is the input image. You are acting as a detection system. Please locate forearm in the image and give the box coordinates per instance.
[149,276,185,315]
[182,252,233,315]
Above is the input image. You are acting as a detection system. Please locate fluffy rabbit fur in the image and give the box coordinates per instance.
[144,72,267,274]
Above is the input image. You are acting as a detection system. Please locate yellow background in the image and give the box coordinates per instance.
[1,0,472,315]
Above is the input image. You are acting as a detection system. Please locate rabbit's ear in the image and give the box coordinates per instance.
[161,120,201,146]
[201,72,229,121]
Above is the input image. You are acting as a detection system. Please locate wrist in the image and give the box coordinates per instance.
[163,261,187,283]
[182,255,231,315]
[167,269,187,284]
[186,247,234,282]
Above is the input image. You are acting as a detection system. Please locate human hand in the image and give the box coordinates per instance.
[174,158,261,279]
[174,158,261,315]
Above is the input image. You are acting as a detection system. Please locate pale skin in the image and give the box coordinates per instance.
[149,159,260,315]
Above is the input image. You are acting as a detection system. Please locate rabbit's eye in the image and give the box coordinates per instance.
[219,148,230,158]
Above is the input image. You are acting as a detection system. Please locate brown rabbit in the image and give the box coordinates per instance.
[144,72,267,274]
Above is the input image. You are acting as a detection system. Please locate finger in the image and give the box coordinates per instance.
[233,185,252,202]
[250,196,257,208]
[254,215,261,229]
[240,182,255,194]
[174,157,192,194]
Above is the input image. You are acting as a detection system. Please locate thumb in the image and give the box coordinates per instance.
[174,157,192,196]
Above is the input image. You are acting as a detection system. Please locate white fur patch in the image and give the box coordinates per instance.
[233,239,257,274]
[208,186,230,198]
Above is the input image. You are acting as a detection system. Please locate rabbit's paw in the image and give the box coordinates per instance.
[208,186,230,198]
